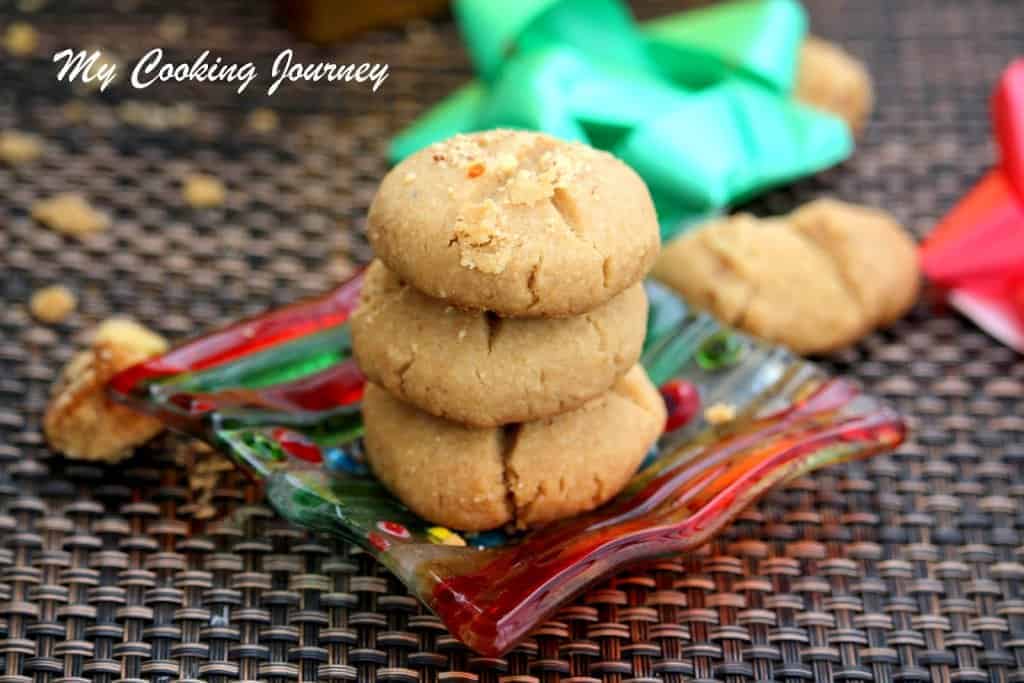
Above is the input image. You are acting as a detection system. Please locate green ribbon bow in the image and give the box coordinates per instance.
[390,0,852,241]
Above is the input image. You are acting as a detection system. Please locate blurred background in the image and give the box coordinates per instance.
[0,1,1016,326]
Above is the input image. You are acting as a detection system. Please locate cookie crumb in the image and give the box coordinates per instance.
[506,168,554,205]
[156,14,187,43]
[182,173,226,208]
[178,440,234,520]
[30,285,76,324]
[455,200,500,246]
[496,153,518,175]
[453,199,517,275]
[92,317,167,355]
[32,193,110,237]
[4,22,39,56]
[44,318,169,463]
[246,107,278,133]
[403,171,417,184]
[0,129,43,165]
[704,402,737,425]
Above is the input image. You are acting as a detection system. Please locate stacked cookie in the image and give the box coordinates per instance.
[353,130,665,531]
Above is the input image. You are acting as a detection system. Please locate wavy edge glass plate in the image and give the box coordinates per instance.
[108,271,905,656]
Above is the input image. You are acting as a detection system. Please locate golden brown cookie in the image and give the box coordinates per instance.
[362,365,666,531]
[651,200,919,354]
[652,214,864,354]
[788,198,920,328]
[795,35,874,136]
[368,129,660,317]
[44,318,168,462]
[352,260,647,426]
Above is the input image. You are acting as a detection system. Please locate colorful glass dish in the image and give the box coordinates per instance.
[108,271,906,656]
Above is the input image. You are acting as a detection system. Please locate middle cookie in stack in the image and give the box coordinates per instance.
[353,129,665,531]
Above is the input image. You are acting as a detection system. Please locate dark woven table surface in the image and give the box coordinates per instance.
[2,1,1023,681]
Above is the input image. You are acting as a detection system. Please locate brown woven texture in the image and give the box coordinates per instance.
[2,1,1023,681]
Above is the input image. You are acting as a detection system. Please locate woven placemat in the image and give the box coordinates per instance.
[2,1,1024,681]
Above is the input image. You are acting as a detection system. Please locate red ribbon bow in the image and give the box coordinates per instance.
[921,59,1024,350]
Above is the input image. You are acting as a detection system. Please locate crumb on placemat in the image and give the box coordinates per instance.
[4,22,39,56]
[0,130,43,165]
[30,284,76,324]
[44,318,169,463]
[174,440,236,520]
[246,107,279,133]
[156,14,187,44]
[32,192,110,237]
[182,173,226,208]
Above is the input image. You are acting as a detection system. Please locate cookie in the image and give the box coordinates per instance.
[651,200,919,354]
[362,365,666,531]
[352,260,648,426]
[368,129,660,317]
[795,35,874,136]
[788,198,919,328]
[44,318,169,462]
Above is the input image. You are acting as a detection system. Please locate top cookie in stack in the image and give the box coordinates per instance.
[367,129,660,318]
[352,130,664,530]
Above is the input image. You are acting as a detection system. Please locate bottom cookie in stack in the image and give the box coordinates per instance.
[362,365,666,531]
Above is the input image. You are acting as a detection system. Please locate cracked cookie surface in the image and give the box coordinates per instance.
[352,260,647,426]
[652,199,919,354]
[362,365,666,531]
[368,130,660,317]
